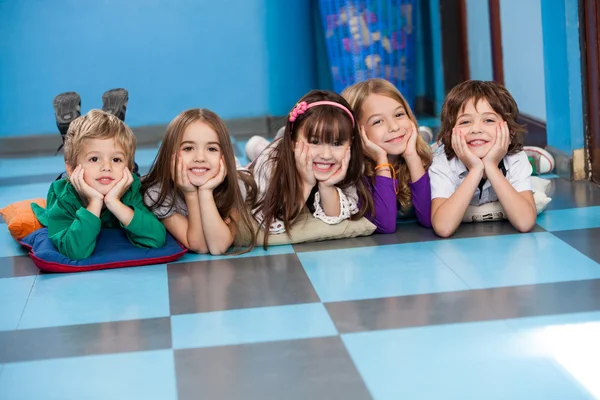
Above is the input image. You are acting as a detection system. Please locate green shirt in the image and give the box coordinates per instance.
[31,175,166,260]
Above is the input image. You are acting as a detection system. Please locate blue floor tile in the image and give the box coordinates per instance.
[0,182,50,209]
[0,155,65,179]
[0,276,35,331]
[298,243,469,302]
[536,206,600,231]
[538,173,560,179]
[171,303,337,349]
[505,311,600,330]
[19,265,170,329]
[503,312,600,399]
[342,321,595,400]
[172,244,295,263]
[427,233,600,289]
[0,349,177,400]
[0,230,28,258]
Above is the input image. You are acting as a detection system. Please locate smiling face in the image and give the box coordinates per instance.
[359,93,415,156]
[68,138,128,195]
[296,126,350,182]
[454,98,505,159]
[177,121,222,186]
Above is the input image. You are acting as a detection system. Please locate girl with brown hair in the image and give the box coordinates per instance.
[250,90,373,249]
[142,109,257,255]
[342,78,433,233]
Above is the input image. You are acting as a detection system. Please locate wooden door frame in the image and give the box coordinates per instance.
[583,0,600,183]
[439,0,470,93]
[488,0,504,85]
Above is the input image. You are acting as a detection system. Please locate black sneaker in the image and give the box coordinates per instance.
[102,88,128,121]
[53,92,81,152]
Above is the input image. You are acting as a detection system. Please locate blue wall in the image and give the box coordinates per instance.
[465,0,493,81]
[465,0,584,153]
[1,0,442,138]
[0,0,317,137]
[500,0,546,121]
[541,0,584,153]
[467,0,546,119]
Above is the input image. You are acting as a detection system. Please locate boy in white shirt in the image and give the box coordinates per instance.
[430,80,536,237]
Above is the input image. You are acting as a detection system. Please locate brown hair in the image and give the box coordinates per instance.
[342,78,432,212]
[141,108,257,253]
[438,80,526,160]
[64,109,136,170]
[251,90,374,249]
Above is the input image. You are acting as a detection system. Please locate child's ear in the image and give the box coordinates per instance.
[65,163,74,176]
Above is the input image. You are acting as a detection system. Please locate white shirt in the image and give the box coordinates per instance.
[429,145,533,206]
[252,140,359,234]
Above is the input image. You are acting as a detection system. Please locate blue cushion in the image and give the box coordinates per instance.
[20,228,187,273]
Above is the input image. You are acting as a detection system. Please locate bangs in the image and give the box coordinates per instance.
[458,85,506,117]
[301,106,354,144]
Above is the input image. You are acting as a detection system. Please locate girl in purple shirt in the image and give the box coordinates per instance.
[342,79,433,232]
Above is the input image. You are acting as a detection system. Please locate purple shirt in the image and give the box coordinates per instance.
[364,172,432,233]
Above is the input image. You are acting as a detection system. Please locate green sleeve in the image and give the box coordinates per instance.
[122,189,167,249]
[46,189,102,260]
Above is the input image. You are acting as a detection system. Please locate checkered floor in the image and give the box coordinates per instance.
[2,142,600,400]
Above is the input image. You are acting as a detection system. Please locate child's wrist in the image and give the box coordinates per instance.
[468,165,485,177]
[198,189,214,199]
[303,183,314,200]
[184,191,199,200]
[103,197,121,210]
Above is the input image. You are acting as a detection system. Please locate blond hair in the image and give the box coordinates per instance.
[342,78,432,212]
[63,109,136,170]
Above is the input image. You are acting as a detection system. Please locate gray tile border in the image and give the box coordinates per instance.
[325,279,600,333]
[167,254,320,315]
[0,256,39,279]
[552,228,600,263]
[174,336,373,400]
[293,221,546,253]
[0,317,172,363]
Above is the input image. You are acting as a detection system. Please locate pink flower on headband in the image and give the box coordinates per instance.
[289,101,308,123]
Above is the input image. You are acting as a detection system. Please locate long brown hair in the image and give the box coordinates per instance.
[342,78,432,212]
[141,108,257,253]
[438,80,525,160]
[251,90,374,249]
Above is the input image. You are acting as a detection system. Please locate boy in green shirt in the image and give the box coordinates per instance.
[32,109,166,260]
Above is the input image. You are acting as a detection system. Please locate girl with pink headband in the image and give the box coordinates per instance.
[249,90,373,249]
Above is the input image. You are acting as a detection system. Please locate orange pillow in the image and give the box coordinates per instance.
[0,198,46,240]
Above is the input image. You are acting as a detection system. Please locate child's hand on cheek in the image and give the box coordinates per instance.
[402,122,419,160]
[71,165,104,204]
[321,147,351,187]
[105,167,134,205]
[294,141,317,190]
[483,121,510,169]
[452,128,484,172]
[199,158,227,192]
[174,156,197,193]
[360,126,387,163]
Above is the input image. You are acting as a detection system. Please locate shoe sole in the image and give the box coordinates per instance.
[102,88,129,119]
[53,92,81,125]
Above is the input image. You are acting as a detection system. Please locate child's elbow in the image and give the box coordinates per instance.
[208,245,229,256]
[513,217,536,233]
[432,222,455,238]
[377,220,397,234]
[149,236,166,248]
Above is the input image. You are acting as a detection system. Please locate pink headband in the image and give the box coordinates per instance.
[288,101,355,127]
